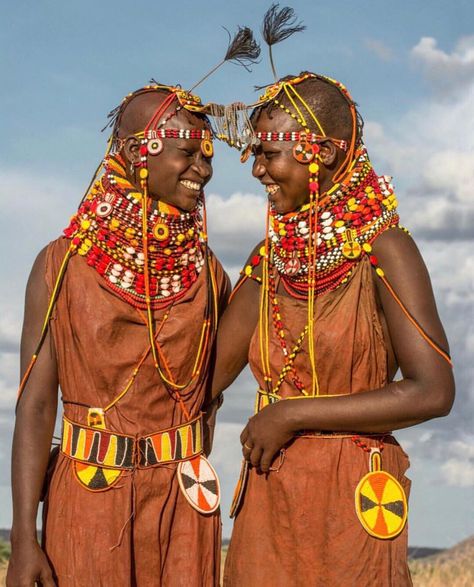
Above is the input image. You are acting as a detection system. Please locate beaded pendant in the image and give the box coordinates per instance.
[177,455,221,514]
[354,449,407,539]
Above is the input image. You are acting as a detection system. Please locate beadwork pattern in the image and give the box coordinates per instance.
[63,155,206,309]
[244,148,399,297]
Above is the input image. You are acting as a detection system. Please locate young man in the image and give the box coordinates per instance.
[8,85,229,586]
[212,72,454,586]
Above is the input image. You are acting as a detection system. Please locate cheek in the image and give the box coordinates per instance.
[148,156,184,186]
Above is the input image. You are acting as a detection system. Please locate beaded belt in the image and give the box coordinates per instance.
[61,414,203,469]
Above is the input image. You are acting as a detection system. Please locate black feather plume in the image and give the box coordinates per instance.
[262,4,305,80]
[224,26,261,69]
[189,27,260,93]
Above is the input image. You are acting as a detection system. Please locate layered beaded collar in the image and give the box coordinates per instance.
[246,147,399,298]
[63,155,206,309]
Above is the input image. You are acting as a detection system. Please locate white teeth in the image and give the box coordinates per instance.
[265,184,279,195]
[180,180,201,191]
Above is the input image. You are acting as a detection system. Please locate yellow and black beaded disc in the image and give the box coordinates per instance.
[355,469,407,539]
[74,462,122,492]
[342,241,362,259]
[201,139,214,158]
[153,222,169,241]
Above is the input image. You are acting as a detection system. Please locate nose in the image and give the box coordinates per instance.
[191,153,212,182]
[252,154,266,179]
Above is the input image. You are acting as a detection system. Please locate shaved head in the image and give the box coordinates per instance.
[117,89,172,138]
[253,72,363,143]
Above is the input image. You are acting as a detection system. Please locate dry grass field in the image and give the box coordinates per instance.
[1,537,473,585]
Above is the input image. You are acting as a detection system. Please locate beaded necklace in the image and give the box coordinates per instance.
[267,147,399,298]
[63,155,206,310]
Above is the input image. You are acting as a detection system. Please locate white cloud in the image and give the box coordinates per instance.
[206,192,266,268]
[364,38,394,62]
[365,40,474,241]
[411,36,474,92]
[441,458,474,488]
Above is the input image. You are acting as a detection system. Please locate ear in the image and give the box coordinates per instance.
[123,136,141,166]
[318,140,337,166]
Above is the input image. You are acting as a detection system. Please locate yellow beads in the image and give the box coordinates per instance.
[81,219,91,230]
[309,162,319,174]
[376,267,385,278]
[362,243,372,253]
[139,168,149,179]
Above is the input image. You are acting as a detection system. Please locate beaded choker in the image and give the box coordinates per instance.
[243,147,399,298]
[268,148,399,297]
[63,155,206,309]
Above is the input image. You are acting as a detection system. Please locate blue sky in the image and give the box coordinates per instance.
[1,0,473,548]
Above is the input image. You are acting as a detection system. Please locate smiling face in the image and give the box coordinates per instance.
[120,91,213,212]
[145,108,213,211]
[252,109,312,215]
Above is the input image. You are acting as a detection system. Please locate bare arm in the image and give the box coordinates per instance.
[7,247,58,587]
[241,229,455,471]
[209,244,262,401]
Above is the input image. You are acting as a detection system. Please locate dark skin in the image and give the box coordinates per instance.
[8,91,214,587]
[211,107,455,473]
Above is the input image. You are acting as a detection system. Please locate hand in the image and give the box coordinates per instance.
[6,538,56,587]
[240,401,296,473]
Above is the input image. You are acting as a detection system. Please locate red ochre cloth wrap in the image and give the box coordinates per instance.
[223,257,413,587]
[42,237,229,587]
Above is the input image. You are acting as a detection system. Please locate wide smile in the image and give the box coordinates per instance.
[180,179,202,193]
[265,184,280,196]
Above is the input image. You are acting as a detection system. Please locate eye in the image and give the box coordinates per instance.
[178,147,195,157]
[264,150,279,160]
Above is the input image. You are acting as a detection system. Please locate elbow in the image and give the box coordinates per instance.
[425,381,455,419]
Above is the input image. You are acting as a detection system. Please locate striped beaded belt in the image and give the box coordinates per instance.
[61,414,203,469]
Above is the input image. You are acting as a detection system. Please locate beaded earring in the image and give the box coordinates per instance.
[292,133,317,164]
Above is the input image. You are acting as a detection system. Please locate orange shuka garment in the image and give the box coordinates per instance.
[42,237,227,587]
[224,257,412,587]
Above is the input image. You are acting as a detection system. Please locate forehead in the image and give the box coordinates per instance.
[166,107,208,131]
[253,106,301,134]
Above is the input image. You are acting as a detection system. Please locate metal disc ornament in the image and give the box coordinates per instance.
[354,450,407,539]
[177,454,220,514]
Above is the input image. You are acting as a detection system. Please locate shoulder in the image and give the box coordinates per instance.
[372,226,419,262]
[371,227,432,287]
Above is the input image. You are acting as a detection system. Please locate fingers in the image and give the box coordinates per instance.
[240,423,249,446]
[242,437,253,461]
[249,446,263,469]
[40,569,57,587]
[259,449,275,473]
